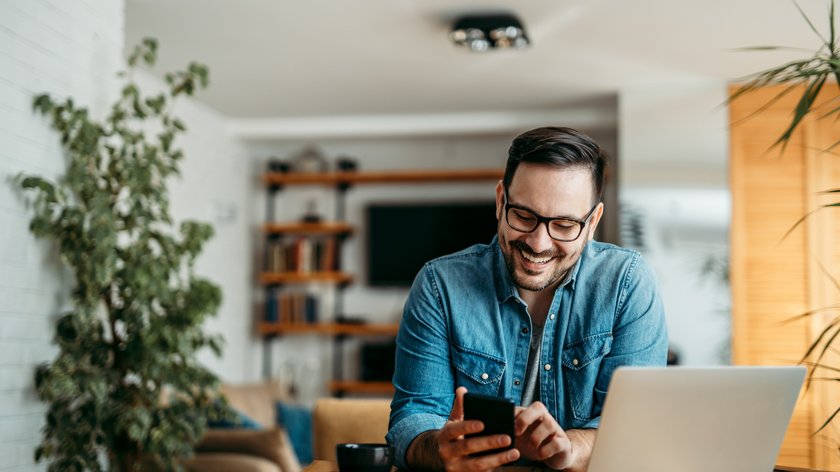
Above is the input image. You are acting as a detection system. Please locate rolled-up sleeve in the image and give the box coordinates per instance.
[387,264,455,470]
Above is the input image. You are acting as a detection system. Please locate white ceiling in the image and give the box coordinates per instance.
[125,0,831,120]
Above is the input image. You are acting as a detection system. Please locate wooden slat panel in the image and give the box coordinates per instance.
[731,84,840,470]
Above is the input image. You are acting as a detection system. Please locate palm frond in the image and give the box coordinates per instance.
[775,74,828,151]
[801,360,840,374]
[779,305,840,324]
[795,0,830,44]
[814,406,840,435]
[818,261,840,293]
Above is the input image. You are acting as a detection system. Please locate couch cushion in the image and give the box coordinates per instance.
[184,453,281,472]
[220,381,291,428]
[196,428,301,472]
[312,398,392,462]
[277,401,313,464]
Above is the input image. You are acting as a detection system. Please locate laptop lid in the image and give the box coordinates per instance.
[587,366,805,472]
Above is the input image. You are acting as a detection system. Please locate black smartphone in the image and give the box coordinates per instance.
[463,392,515,457]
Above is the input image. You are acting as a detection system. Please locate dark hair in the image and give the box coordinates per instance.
[504,127,607,203]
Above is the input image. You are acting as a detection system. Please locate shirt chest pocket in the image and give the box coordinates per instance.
[452,345,506,396]
[561,333,612,422]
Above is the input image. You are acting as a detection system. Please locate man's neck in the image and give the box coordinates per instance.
[517,270,569,324]
[518,288,553,325]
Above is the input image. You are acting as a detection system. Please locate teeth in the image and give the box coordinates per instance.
[521,250,552,264]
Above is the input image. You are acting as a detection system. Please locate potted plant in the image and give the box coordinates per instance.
[731,0,839,448]
[18,38,231,471]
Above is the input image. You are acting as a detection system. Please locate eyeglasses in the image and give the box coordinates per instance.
[503,191,599,242]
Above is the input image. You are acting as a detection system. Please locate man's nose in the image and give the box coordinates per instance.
[524,222,554,254]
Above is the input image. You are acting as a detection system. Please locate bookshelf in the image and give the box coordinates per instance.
[260,167,504,396]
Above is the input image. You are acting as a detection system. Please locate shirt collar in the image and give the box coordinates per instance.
[493,235,585,304]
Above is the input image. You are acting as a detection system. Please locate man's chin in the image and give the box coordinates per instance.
[512,270,554,292]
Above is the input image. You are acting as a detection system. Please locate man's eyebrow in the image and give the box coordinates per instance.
[506,198,580,221]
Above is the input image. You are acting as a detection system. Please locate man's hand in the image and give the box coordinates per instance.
[514,402,596,471]
[407,387,520,471]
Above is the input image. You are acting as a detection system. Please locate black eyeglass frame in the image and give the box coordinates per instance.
[503,191,600,242]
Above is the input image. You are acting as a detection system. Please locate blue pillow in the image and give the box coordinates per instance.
[276,401,313,464]
[208,408,262,430]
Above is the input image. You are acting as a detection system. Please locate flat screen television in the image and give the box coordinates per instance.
[366,201,498,287]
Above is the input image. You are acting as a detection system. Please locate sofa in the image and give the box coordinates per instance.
[311,398,392,462]
[183,381,302,472]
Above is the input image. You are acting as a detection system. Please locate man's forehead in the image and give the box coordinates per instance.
[507,165,595,200]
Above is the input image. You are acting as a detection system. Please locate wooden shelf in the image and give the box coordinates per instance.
[258,322,399,336]
[264,168,504,186]
[259,271,353,285]
[329,380,395,395]
[263,222,354,236]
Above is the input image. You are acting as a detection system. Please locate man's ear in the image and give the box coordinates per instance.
[587,202,604,241]
[495,181,505,221]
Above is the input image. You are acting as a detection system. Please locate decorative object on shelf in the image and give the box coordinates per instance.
[290,146,329,173]
[449,12,530,52]
[336,155,358,172]
[301,199,323,223]
[268,157,291,173]
[18,38,232,471]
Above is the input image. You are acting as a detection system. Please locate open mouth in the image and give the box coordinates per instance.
[518,247,555,266]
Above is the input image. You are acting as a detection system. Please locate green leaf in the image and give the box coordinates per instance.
[794,0,829,44]
[813,406,840,435]
[33,94,53,114]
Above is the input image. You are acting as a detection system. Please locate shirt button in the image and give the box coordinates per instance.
[514,379,521,385]
[572,358,579,366]
[521,327,529,334]
[544,364,552,371]
[549,313,556,320]
[481,372,489,380]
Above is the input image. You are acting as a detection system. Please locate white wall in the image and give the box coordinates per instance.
[0,1,124,470]
[619,82,731,365]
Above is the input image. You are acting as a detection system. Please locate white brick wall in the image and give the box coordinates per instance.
[0,1,124,470]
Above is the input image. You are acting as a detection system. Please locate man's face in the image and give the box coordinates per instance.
[495,163,603,293]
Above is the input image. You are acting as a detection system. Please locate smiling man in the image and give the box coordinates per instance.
[386,127,668,472]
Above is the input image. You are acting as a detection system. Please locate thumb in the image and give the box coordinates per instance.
[450,386,468,421]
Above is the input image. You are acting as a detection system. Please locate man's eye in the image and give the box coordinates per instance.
[513,210,536,222]
[551,220,577,230]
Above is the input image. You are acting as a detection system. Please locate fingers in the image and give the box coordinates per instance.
[514,401,574,465]
[442,432,512,459]
[449,386,468,422]
[438,414,520,471]
[439,419,483,442]
[439,436,520,472]
[514,401,551,435]
[440,388,521,471]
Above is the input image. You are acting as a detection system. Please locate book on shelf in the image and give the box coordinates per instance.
[265,237,341,273]
[264,289,320,324]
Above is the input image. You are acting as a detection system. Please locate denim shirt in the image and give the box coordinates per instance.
[386,236,668,470]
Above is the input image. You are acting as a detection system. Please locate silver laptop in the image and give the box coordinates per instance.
[587,366,806,472]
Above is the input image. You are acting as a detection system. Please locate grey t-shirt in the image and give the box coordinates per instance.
[520,322,546,406]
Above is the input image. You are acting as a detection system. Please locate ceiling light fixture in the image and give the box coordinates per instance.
[449,13,530,52]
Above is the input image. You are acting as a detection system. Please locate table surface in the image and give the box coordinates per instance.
[303,461,551,472]
[302,460,826,472]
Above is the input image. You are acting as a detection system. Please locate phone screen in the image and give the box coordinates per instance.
[463,392,515,456]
